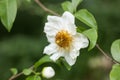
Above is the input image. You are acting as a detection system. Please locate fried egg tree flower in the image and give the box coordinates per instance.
[43,11,89,66]
[42,66,55,79]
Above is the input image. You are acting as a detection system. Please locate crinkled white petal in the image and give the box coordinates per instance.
[69,49,79,59]
[73,33,89,50]
[50,53,61,61]
[47,15,61,23]
[43,43,58,55]
[46,35,55,43]
[65,55,76,66]
[44,23,59,36]
[62,11,74,24]
[43,11,89,66]
[45,12,77,38]
[62,11,76,35]
[64,23,76,35]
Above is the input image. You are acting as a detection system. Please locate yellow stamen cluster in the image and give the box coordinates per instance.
[55,30,72,48]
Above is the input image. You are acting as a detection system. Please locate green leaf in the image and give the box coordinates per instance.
[26,75,41,80]
[61,1,73,13]
[72,0,82,12]
[61,0,83,13]
[0,0,17,32]
[34,55,53,69]
[111,39,120,62]
[83,28,98,50]
[10,68,18,75]
[75,9,97,30]
[0,1,5,16]
[77,26,86,33]
[110,64,120,80]
[23,69,32,76]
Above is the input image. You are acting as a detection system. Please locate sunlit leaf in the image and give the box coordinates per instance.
[72,0,82,12]
[26,75,41,80]
[77,26,86,33]
[23,69,32,76]
[75,9,97,29]
[61,1,73,13]
[10,68,18,75]
[83,28,98,50]
[34,55,53,69]
[111,39,120,62]
[0,0,17,32]
[110,64,120,80]
[61,0,82,13]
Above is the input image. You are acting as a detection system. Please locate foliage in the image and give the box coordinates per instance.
[110,64,120,80]
[75,9,97,30]
[83,28,98,50]
[110,40,120,80]
[26,75,41,80]
[61,0,82,13]
[111,39,120,62]
[10,68,18,75]
[0,0,17,31]
[0,0,120,80]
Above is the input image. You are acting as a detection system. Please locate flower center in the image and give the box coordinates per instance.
[55,30,72,48]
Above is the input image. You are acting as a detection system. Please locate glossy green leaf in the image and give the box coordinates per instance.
[111,39,120,62]
[75,9,97,30]
[83,28,98,50]
[61,1,73,13]
[0,1,4,16]
[10,68,18,75]
[61,0,83,13]
[23,69,32,76]
[110,64,120,80]
[26,75,41,80]
[0,0,17,32]
[72,0,82,12]
[77,26,86,33]
[34,55,53,69]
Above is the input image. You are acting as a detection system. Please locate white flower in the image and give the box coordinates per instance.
[43,11,89,66]
[42,67,55,79]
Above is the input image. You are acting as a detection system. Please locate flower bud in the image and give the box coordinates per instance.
[42,66,55,79]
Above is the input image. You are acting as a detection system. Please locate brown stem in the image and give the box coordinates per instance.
[9,66,34,80]
[9,72,23,80]
[34,0,60,16]
[96,44,120,64]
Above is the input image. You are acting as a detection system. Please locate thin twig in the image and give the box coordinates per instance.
[9,66,34,80]
[9,72,23,80]
[96,44,120,64]
[34,0,60,16]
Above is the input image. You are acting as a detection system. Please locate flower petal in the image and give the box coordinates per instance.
[44,23,59,36]
[50,53,61,61]
[47,15,65,30]
[62,11,76,35]
[47,15,61,22]
[46,35,55,43]
[43,43,58,55]
[62,11,74,24]
[65,55,76,66]
[65,23,76,35]
[73,33,89,50]
[69,50,79,59]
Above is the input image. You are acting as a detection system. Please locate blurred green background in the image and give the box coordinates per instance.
[0,0,120,80]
